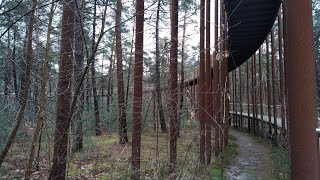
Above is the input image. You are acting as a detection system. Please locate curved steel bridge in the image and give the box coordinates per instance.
[183,1,319,179]
[226,0,282,71]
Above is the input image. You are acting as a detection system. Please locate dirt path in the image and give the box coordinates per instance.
[225,130,272,180]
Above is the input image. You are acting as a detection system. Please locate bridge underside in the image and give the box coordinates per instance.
[225,0,282,72]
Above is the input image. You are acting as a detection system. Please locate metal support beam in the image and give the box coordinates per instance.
[286,0,319,179]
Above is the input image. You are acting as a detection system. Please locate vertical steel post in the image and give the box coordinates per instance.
[239,65,243,128]
[251,55,256,134]
[266,37,272,137]
[213,0,220,155]
[234,69,238,128]
[259,48,264,136]
[221,2,229,147]
[254,53,258,133]
[278,9,286,133]
[271,27,278,138]
[246,61,250,133]
[286,0,319,179]
[205,0,212,164]
[232,70,236,127]
[199,0,206,158]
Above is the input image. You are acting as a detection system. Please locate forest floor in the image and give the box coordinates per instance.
[0,127,238,179]
[0,127,289,179]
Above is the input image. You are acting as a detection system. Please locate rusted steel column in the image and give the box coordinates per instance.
[234,69,238,128]
[213,0,220,155]
[286,0,319,179]
[266,37,272,137]
[271,27,278,138]
[251,55,256,134]
[232,70,236,128]
[169,0,178,171]
[192,72,195,108]
[246,61,251,133]
[239,65,243,128]
[283,0,289,130]
[205,0,212,164]
[259,48,264,135]
[131,0,144,178]
[224,74,230,146]
[199,0,206,164]
[278,9,286,133]
[254,53,258,133]
[221,3,229,147]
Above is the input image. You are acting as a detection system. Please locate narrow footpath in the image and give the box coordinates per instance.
[225,130,272,180]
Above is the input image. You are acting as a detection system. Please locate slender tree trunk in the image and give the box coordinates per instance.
[4,31,10,98]
[48,2,108,178]
[19,26,28,104]
[25,1,55,179]
[48,0,75,178]
[178,10,187,136]
[91,0,102,136]
[12,29,18,100]
[131,0,144,178]
[106,36,115,112]
[125,26,134,110]
[0,0,37,167]
[115,0,128,145]
[169,0,178,171]
[155,0,167,133]
[33,23,40,113]
[72,0,85,152]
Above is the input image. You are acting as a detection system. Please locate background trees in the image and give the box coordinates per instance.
[0,0,313,179]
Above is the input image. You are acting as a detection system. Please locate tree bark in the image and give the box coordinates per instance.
[169,0,178,171]
[125,26,134,110]
[155,0,168,133]
[48,0,75,178]
[91,0,102,136]
[131,0,144,178]
[25,1,55,179]
[177,9,187,136]
[0,0,37,167]
[106,36,115,112]
[115,0,128,145]
[72,0,85,152]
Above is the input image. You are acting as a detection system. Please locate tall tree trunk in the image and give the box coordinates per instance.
[155,0,168,133]
[4,30,10,98]
[25,1,55,179]
[169,0,178,171]
[12,29,18,100]
[19,25,28,104]
[106,36,115,112]
[125,26,134,110]
[115,0,128,145]
[131,0,144,178]
[48,2,108,178]
[48,0,75,178]
[91,0,102,136]
[72,0,85,152]
[177,10,187,136]
[34,22,40,106]
[0,0,37,167]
